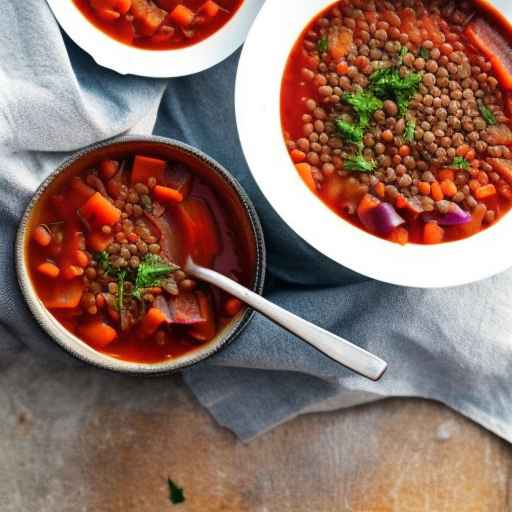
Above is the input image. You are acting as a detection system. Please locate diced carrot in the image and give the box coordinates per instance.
[456,144,470,157]
[99,159,119,180]
[328,29,353,61]
[295,162,316,192]
[131,155,167,184]
[78,321,118,348]
[389,226,409,245]
[488,158,512,185]
[62,265,84,280]
[441,179,457,197]
[437,169,454,181]
[199,0,220,17]
[131,0,167,36]
[475,184,497,199]
[465,149,476,161]
[454,203,487,238]
[357,193,380,218]
[169,4,195,27]
[189,292,216,342]
[375,181,385,198]
[336,61,348,74]
[469,179,481,192]
[423,222,444,244]
[87,230,113,252]
[290,149,306,163]
[477,171,489,185]
[418,181,431,196]
[74,250,89,268]
[80,192,121,227]
[223,297,243,317]
[395,194,408,209]
[32,225,52,247]
[37,262,60,278]
[431,182,444,201]
[486,124,512,146]
[153,185,183,204]
[43,280,84,310]
[138,308,167,338]
[498,182,512,199]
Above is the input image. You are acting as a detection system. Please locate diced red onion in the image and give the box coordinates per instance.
[437,203,472,226]
[358,202,405,235]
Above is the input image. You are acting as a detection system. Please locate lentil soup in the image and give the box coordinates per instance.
[27,145,256,363]
[282,0,512,245]
[72,0,244,50]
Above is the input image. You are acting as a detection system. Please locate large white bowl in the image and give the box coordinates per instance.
[47,0,265,77]
[236,0,512,288]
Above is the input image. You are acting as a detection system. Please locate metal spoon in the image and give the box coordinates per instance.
[185,257,388,381]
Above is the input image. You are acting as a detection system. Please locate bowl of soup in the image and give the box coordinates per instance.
[16,136,265,373]
[47,0,265,76]
[236,0,512,288]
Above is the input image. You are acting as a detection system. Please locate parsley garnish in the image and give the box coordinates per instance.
[317,35,328,54]
[369,67,422,116]
[132,254,178,300]
[450,156,470,170]
[343,91,383,129]
[404,120,416,142]
[419,47,430,60]
[478,101,497,126]
[167,478,185,505]
[335,119,364,147]
[344,153,376,173]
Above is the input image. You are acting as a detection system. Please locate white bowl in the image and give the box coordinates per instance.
[47,0,265,77]
[236,0,512,288]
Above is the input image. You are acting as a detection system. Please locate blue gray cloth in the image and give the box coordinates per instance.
[2,0,512,441]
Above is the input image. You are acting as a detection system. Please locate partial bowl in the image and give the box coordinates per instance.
[16,136,266,374]
[236,0,512,288]
[46,0,265,77]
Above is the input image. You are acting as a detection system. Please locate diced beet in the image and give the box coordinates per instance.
[189,291,216,342]
[168,292,205,325]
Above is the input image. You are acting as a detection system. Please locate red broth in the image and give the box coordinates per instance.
[281,0,512,245]
[72,0,244,50]
[27,148,256,363]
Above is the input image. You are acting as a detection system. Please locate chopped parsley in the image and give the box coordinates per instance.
[343,91,383,129]
[167,478,185,505]
[132,254,178,300]
[317,35,328,54]
[335,119,364,147]
[369,67,423,116]
[478,101,497,126]
[419,47,430,60]
[398,46,408,65]
[450,156,470,170]
[117,270,127,311]
[404,120,416,143]
[344,153,376,173]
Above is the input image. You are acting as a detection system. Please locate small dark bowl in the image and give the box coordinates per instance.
[15,136,266,374]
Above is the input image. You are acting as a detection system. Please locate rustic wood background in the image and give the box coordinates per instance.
[1,352,510,511]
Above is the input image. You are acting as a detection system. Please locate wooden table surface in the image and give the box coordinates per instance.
[1,352,510,512]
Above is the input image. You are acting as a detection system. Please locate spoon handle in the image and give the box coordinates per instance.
[187,262,387,381]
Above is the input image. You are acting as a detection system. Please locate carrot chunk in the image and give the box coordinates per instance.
[475,184,497,199]
[78,321,118,348]
[423,222,444,244]
[74,250,89,268]
[389,226,409,246]
[80,192,121,227]
[431,182,444,201]
[99,159,119,180]
[87,231,113,252]
[488,158,512,185]
[440,179,457,197]
[437,169,454,181]
[153,185,183,204]
[138,308,167,338]
[418,181,431,196]
[374,181,385,198]
[295,163,316,192]
[62,265,85,280]
[170,4,195,27]
[290,149,306,163]
[131,155,167,184]
[200,0,220,17]
[44,280,84,309]
[37,262,60,278]
[32,225,52,247]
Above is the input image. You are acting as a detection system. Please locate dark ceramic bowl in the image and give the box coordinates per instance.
[16,136,266,374]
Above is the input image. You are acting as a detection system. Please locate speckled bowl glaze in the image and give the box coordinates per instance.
[16,136,266,374]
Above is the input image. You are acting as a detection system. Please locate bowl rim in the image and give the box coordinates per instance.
[46,0,265,77]
[15,135,266,375]
[235,0,512,289]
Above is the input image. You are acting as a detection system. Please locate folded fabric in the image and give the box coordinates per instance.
[2,0,511,442]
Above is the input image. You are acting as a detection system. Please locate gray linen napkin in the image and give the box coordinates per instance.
[2,0,512,442]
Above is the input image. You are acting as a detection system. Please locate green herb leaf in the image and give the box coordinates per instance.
[335,119,364,146]
[117,270,126,311]
[317,35,328,54]
[167,478,185,505]
[419,47,430,60]
[344,154,376,173]
[343,91,383,129]
[404,120,416,143]
[133,254,178,300]
[398,46,408,65]
[478,101,497,126]
[370,67,422,116]
[450,156,470,170]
